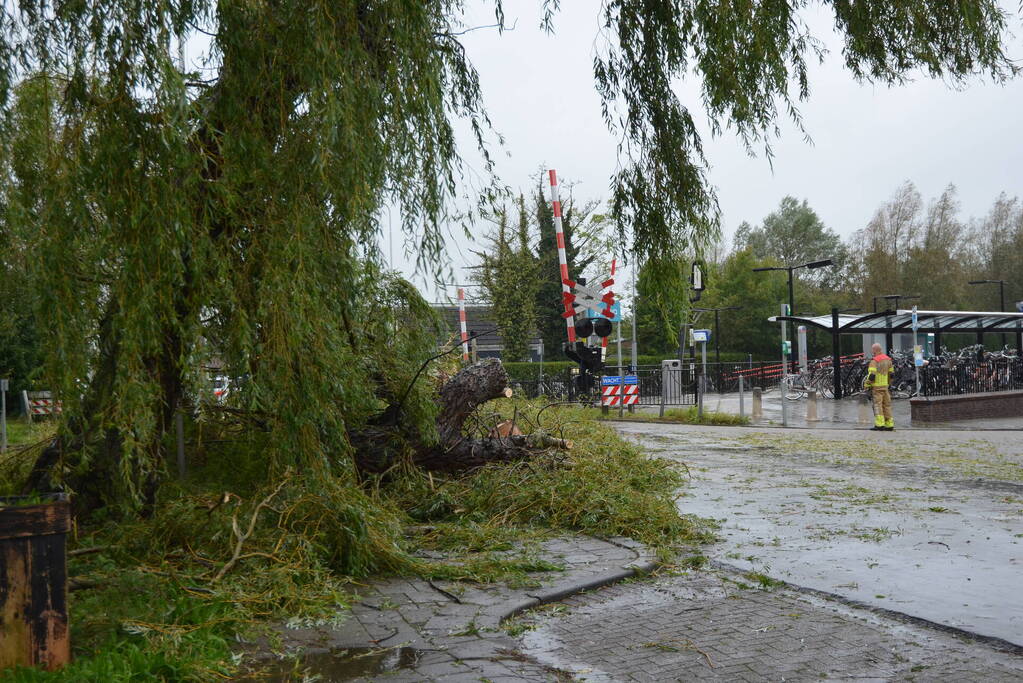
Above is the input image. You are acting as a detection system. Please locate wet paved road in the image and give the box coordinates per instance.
[618,423,1023,646]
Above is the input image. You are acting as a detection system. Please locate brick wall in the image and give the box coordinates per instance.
[910,390,1023,422]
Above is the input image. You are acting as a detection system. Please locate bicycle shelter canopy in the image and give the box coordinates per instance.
[767,309,1023,399]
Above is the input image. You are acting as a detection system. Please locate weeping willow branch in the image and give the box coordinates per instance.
[212,474,291,583]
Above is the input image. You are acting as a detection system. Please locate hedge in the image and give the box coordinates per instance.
[502,351,764,383]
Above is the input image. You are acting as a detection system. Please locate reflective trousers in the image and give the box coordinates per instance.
[871,387,893,428]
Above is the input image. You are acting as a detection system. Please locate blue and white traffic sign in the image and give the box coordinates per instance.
[601,375,638,386]
[691,329,711,343]
[587,300,622,323]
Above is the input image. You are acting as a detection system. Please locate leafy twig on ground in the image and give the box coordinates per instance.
[212,474,291,583]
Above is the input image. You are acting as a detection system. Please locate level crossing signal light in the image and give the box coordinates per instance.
[574,316,612,339]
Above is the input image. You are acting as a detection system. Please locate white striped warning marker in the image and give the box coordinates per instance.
[622,384,638,406]
[458,287,469,362]
[549,169,576,343]
[30,398,62,415]
[601,385,620,406]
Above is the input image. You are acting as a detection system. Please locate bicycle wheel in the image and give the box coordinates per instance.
[785,382,806,400]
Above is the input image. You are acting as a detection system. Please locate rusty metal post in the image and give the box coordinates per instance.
[0,494,70,671]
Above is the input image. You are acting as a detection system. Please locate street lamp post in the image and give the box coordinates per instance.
[872,294,920,313]
[968,279,1008,347]
[753,259,834,369]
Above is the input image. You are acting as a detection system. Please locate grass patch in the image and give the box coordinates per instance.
[602,407,748,426]
[1,401,712,680]
[744,571,784,590]
[0,420,57,496]
[4,418,58,445]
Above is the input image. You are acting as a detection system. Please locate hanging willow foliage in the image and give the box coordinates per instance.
[0,1,1014,510]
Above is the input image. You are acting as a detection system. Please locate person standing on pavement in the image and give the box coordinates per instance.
[863,342,894,431]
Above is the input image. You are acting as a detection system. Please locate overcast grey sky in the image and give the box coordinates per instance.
[386,2,1023,301]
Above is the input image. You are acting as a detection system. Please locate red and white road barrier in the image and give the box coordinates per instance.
[601,385,620,406]
[25,391,62,420]
[458,287,469,362]
[549,170,576,343]
[622,384,638,406]
[30,398,61,415]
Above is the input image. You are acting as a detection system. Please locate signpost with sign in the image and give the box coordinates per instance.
[912,305,921,396]
[692,329,710,419]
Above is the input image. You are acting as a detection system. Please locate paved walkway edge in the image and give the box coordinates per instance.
[710,559,1023,656]
[501,557,661,622]
[242,535,664,680]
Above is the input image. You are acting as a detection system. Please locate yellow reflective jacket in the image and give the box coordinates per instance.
[865,354,892,388]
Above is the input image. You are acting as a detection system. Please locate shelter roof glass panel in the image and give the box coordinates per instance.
[768,310,1023,334]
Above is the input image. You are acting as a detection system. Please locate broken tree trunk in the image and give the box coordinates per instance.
[354,358,567,473]
[436,358,514,443]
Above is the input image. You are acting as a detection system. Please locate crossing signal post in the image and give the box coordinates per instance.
[560,270,618,400]
[564,316,613,396]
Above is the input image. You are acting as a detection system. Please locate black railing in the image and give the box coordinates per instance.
[920,357,1023,397]
[597,365,696,406]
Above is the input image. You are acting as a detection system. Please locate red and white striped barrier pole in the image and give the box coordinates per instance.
[549,170,576,343]
[601,258,616,362]
[458,287,469,362]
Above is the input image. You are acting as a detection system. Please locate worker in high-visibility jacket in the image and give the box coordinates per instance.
[863,342,894,431]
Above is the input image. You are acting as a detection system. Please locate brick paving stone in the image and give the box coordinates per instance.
[514,567,1023,682]
[241,535,657,681]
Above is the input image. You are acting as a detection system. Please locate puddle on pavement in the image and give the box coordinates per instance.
[239,647,424,681]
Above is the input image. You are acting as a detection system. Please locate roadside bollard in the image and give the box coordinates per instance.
[807,389,818,422]
[752,387,762,419]
[738,375,745,419]
[858,395,871,424]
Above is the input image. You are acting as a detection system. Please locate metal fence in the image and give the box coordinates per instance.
[919,357,1023,397]
[508,364,697,406]
[700,361,786,394]
[600,364,697,406]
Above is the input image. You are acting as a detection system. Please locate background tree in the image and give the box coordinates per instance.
[474,195,538,362]
[698,249,790,359]
[902,185,970,309]
[634,255,690,355]
[849,181,921,311]
[734,197,848,290]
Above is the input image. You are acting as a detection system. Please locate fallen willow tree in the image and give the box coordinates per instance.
[352,358,570,474]
[21,356,571,508]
